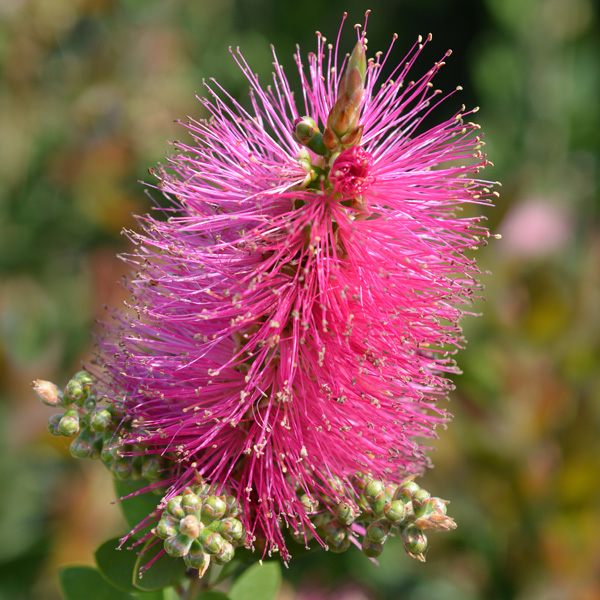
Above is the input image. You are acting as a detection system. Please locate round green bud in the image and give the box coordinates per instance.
[73,371,93,386]
[101,440,121,465]
[58,410,80,437]
[181,491,202,515]
[179,514,201,539]
[90,410,112,433]
[363,480,385,503]
[224,495,239,517]
[369,491,391,516]
[65,379,85,406]
[141,456,162,481]
[200,531,225,556]
[70,436,93,460]
[47,413,63,436]
[322,519,346,546]
[111,458,134,480]
[155,515,178,540]
[213,541,235,565]
[184,541,210,570]
[164,533,193,558]
[328,535,351,553]
[202,496,227,520]
[166,496,185,519]
[413,488,431,504]
[397,480,420,503]
[335,501,357,526]
[216,517,244,542]
[366,521,390,544]
[361,539,384,558]
[402,524,428,557]
[301,494,319,514]
[385,499,406,524]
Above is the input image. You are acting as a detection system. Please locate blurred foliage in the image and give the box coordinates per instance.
[1,0,599,598]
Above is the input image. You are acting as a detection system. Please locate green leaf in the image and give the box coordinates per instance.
[114,478,160,537]
[94,537,140,593]
[59,566,135,600]
[228,562,281,600]
[135,589,166,599]
[133,537,186,591]
[196,592,230,600]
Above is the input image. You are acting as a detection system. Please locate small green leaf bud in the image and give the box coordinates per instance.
[155,515,178,539]
[294,116,328,156]
[58,410,80,437]
[200,531,225,556]
[385,499,407,524]
[32,380,62,407]
[47,413,63,436]
[202,495,227,520]
[213,540,235,565]
[90,409,112,433]
[164,533,193,558]
[402,524,428,561]
[363,480,385,503]
[397,479,420,503]
[101,440,121,465]
[361,539,384,558]
[179,514,202,539]
[166,496,185,519]
[184,541,210,572]
[366,520,390,545]
[70,429,95,459]
[181,491,202,515]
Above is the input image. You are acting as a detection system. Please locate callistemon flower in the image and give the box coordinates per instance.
[96,13,495,561]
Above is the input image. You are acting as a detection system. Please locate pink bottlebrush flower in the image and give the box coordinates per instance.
[96,13,495,561]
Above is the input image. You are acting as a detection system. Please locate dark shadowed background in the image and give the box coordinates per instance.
[1,0,598,598]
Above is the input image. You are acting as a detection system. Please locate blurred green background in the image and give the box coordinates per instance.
[1,0,598,598]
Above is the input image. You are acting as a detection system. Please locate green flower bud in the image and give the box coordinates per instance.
[73,371,93,386]
[366,520,390,545]
[47,413,63,436]
[155,515,178,540]
[202,495,227,520]
[179,514,202,539]
[70,428,96,459]
[322,519,346,546]
[363,480,385,503]
[184,541,210,571]
[164,533,193,557]
[90,409,112,433]
[166,496,185,519]
[300,494,319,514]
[101,440,121,465]
[334,501,358,526]
[141,456,162,481]
[328,535,351,554]
[200,531,225,556]
[294,116,328,156]
[65,379,85,406]
[402,524,428,561]
[32,380,62,407]
[361,539,384,558]
[111,457,134,480]
[385,499,407,524]
[397,478,420,503]
[213,540,235,565]
[58,410,80,437]
[224,494,239,517]
[182,491,202,515]
[215,517,244,542]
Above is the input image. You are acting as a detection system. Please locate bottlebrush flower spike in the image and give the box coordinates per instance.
[95,12,496,563]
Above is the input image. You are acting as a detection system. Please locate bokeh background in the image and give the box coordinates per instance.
[1,0,598,598]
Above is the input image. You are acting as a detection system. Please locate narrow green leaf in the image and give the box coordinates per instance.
[228,562,281,600]
[114,478,160,537]
[133,537,186,591]
[94,537,140,593]
[59,566,135,600]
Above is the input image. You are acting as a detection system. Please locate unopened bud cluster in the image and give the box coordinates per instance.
[32,373,163,484]
[155,484,246,576]
[297,474,456,562]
